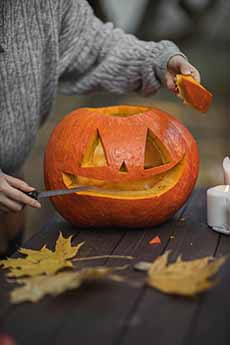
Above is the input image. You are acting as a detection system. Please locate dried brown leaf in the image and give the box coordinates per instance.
[10,266,127,303]
[147,251,226,297]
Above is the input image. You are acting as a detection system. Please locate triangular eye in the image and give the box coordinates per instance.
[144,130,169,169]
[119,161,128,173]
[81,130,108,167]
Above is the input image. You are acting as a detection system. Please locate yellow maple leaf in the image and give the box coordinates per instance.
[18,245,54,261]
[147,251,226,297]
[54,233,84,260]
[0,233,84,278]
[7,258,73,278]
[10,266,127,303]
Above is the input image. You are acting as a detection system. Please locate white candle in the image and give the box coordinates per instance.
[207,185,230,235]
[223,157,230,184]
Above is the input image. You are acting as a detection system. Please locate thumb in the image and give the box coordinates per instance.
[180,63,192,75]
[180,63,201,83]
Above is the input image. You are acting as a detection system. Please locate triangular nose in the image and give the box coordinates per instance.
[119,161,128,172]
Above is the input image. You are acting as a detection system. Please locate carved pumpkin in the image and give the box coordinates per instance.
[44,105,199,228]
[176,74,213,113]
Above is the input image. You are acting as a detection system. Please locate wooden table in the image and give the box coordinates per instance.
[1,188,230,345]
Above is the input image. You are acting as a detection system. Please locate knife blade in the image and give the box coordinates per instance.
[25,185,98,200]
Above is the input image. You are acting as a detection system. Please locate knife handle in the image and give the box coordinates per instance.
[24,190,39,200]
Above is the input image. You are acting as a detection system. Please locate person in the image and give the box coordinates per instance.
[0,0,200,257]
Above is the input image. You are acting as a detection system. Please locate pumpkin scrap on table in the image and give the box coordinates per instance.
[176,74,213,113]
[44,105,199,228]
[149,236,161,245]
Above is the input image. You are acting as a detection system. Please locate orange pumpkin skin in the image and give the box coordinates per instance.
[176,74,213,113]
[44,105,199,228]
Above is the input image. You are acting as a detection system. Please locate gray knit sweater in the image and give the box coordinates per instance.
[0,0,183,174]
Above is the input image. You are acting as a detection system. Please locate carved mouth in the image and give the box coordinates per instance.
[62,158,185,200]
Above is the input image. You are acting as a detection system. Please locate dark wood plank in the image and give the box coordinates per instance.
[0,190,212,345]
[183,228,230,345]
[0,196,188,344]
[0,217,126,344]
[43,192,199,345]
[114,189,220,345]
[0,216,78,321]
[176,115,230,345]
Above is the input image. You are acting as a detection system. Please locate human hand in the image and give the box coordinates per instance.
[165,55,201,93]
[0,171,41,213]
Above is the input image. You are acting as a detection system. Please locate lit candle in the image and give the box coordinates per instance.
[207,157,230,235]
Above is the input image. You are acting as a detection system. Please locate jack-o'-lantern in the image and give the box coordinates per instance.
[44,105,199,228]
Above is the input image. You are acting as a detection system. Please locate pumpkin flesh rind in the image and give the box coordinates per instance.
[176,75,213,113]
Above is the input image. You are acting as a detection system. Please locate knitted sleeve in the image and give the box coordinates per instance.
[58,0,185,95]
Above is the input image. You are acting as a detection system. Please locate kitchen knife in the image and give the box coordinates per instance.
[25,185,97,200]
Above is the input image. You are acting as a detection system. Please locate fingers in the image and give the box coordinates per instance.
[165,64,201,93]
[0,174,41,213]
[5,185,41,208]
[190,67,201,83]
[180,63,201,83]
[0,205,10,213]
[5,175,34,192]
[167,55,201,87]
[180,63,192,75]
[0,195,24,213]
[165,71,177,93]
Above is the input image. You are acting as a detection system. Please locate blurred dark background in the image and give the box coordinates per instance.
[24,0,230,238]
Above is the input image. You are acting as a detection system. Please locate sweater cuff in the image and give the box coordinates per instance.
[155,41,187,82]
[142,40,187,95]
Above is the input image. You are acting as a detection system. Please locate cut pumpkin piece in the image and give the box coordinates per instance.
[176,74,213,113]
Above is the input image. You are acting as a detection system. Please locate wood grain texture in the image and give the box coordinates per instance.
[0,189,227,345]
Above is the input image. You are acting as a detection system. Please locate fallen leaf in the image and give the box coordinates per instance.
[10,266,127,303]
[149,236,161,245]
[0,233,84,278]
[54,233,84,260]
[6,258,73,278]
[147,251,226,297]
[19,245,54,261]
